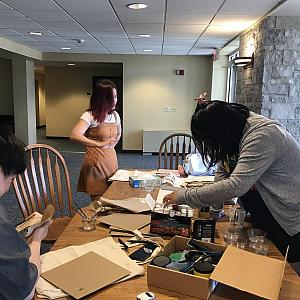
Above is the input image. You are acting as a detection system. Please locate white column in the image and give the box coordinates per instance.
[12,54,36,145]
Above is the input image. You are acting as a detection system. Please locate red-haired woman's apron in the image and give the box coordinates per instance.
[77,120,118,196]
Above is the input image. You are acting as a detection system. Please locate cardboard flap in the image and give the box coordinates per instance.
[100,197,150,213]
[211,246,285,300]
[100,213,151,231]
[41,204,55,222]
[41,251,130,299]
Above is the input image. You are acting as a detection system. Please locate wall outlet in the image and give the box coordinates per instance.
[164,107,176,112]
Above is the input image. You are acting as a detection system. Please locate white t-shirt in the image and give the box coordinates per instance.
[80,111,121,128]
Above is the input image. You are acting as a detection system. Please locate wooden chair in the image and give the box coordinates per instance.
[158,133,197,170]
[13,144,73,241]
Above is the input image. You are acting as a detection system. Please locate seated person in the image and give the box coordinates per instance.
[0,128,52,299]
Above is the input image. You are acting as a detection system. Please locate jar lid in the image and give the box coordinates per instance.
[194,261,214,274]
[152,255,171,267]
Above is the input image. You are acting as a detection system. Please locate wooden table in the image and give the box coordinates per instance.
[47,181,300,299]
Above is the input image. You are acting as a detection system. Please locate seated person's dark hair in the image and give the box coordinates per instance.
[191,101,250,169]
[0,127,26,176]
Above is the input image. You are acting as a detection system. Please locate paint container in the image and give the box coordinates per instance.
[193,261,214,278]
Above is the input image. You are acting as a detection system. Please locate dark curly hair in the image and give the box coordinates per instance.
[0,127,26,176]
[191,101,250,168]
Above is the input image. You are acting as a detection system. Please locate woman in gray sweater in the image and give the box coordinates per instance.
[164,100,300,263]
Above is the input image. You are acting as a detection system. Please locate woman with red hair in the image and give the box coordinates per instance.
[70,79,121,200]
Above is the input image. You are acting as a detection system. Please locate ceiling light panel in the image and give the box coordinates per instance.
[111,0,164,13]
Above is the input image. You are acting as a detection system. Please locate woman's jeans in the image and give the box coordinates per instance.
[239,190,300,263]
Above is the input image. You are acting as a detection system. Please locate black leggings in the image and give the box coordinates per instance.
[239,190,300,263]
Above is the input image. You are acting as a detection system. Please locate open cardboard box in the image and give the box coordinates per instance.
[147,236,287,300]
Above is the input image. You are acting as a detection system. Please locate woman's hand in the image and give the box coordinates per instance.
[99,137,117,147]
[163,192,177,206]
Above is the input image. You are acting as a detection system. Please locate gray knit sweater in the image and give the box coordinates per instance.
[177,112,300,236]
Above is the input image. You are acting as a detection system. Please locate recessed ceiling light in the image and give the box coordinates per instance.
[61,47,71,50]
[138,34,151,37]
[29,31,42,36]
[143,49,152,52]
[127,3,147,10]
[67,63,76,66]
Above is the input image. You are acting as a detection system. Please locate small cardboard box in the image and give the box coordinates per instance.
[147,236,286,300]
[129,175,161,188]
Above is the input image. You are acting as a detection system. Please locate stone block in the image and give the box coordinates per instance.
[264,16,276,29]
[263,66,272,83]
[264,51,283,65]
[286,120,300,137]
[275,17,295,28]
[294,71,300,79]
[283,51,300,65]
[289,85,300,98]
[270,103,295,119]
[262,83,289,95]
[272,66,294,78]
[264,29,286,45]
[285,29,300,38]
[270,95,289,103]
[295,106,300,119]
[270,78,294,84]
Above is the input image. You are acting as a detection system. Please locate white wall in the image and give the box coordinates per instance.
[0,57,13,115]
[44,54,212,150]
[211,54,228,101]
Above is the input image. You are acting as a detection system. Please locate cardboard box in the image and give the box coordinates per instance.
[147,236,286,300]
[129,175,161,188]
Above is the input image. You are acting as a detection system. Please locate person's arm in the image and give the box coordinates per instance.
[214,162,229,182]
[24,222,52,300]
[70,119,115,148]
[111,123,122,147]
[174,127,285,208]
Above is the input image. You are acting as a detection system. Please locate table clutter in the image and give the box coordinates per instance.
[37,170,300,299]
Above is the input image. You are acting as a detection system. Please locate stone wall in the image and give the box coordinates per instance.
[236,16,300,143]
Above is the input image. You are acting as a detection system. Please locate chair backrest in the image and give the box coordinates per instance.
[13,144,73,219]
[158,133,197,170]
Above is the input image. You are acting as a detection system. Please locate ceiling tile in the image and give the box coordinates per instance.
[167,0,225,13]
[117,12,164,24]
[220,0,279,14]
[1,0,57,10]
[124,23,163,35]
[166,13,212,25]
[80,22,124,32]
[56,0,112,12]
[165,24,206,38]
